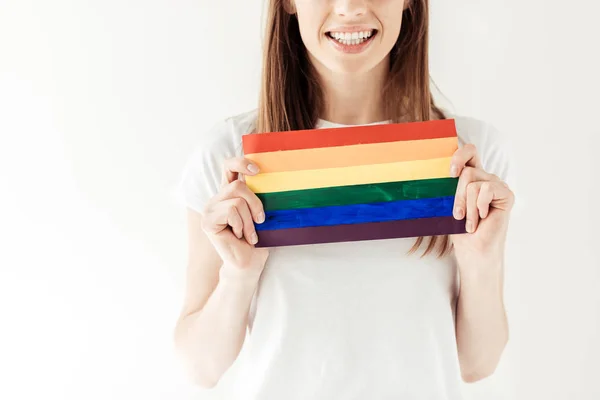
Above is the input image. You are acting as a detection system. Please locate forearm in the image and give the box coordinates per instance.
[174,265,259,388]
[455,257,508,382]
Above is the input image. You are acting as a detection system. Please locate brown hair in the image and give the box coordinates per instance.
[256,0,451,257]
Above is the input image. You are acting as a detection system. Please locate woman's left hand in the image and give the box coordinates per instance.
[449,144,515,260]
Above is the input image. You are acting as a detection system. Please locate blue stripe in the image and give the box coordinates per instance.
[256,196,456,231]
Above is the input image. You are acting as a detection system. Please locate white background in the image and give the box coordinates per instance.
[1,0,599,399]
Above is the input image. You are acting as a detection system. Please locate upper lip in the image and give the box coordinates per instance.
[326,25,377,33]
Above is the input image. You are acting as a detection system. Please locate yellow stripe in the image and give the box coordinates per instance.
[245,157,453,193]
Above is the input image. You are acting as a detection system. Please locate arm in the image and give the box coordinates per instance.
[173,210,260,388]
[455,254,508,382]
[173,157,268,388]
[449,144,514,382]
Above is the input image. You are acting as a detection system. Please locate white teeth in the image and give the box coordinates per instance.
[329,30,374,46]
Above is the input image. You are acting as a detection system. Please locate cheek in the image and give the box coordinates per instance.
[379,16,403,49]
[294,1,330,43]
[378,2,406,43]
[297,20,319,50]
[296,14,326,50]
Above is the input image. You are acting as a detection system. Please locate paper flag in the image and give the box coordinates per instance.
[242,119,466,247]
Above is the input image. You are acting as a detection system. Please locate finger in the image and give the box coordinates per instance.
[485,181,516,212]
[226,202,244,239]
[477,182,493,219]
[221,157,260,187]
[202,199,242,236]
[453,167,488,220]
[205,198,258,245]
[466,182,481,233]
[219,180,265,224]
[450,144,482,178]
[202,202,235,235]
[231,197,258,245]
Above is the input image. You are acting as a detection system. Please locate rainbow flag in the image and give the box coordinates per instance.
[242,119,466,247]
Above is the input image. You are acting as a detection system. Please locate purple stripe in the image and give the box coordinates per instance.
[255,216,467,247]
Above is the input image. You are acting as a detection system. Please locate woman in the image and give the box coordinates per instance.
[174,0,515,398]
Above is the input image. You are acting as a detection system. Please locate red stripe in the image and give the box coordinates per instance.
[243,119,457,154]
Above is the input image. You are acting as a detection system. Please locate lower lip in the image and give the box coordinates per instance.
[326,33,376,54]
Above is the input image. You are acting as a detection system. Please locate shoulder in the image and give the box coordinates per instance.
[451,115,508,151]
[185,107,258,175]
[449,114,515,185]
[197,108,258,157]
[176,109,259,212]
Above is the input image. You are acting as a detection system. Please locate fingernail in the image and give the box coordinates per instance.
[466,220,473,233]
[247,164,259,174]
[251,233,258,244]
[454,207,463,219]
[256,212,265,224]
[450,164,458,177]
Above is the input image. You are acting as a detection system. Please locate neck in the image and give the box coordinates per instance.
[312,57,390,125]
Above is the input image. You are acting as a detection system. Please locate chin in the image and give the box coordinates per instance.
[325,56,386,76]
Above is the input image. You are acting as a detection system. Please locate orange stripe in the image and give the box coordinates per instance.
[246,137,458,173]
[242,119,457,154]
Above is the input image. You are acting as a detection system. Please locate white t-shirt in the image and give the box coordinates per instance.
[177,109,513,400]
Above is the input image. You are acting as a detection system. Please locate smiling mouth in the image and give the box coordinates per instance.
[326,29,378,46]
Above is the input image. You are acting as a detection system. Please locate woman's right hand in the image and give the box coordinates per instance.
[201,157,269,281]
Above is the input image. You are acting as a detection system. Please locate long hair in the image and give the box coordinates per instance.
[256,0,451,257]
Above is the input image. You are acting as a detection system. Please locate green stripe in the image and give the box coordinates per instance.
[257,178,459,211]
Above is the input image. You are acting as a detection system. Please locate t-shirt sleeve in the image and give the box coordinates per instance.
[174,119,236,215]
[455,117,517,192]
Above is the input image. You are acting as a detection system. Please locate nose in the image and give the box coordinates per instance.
[333,0,368,17]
